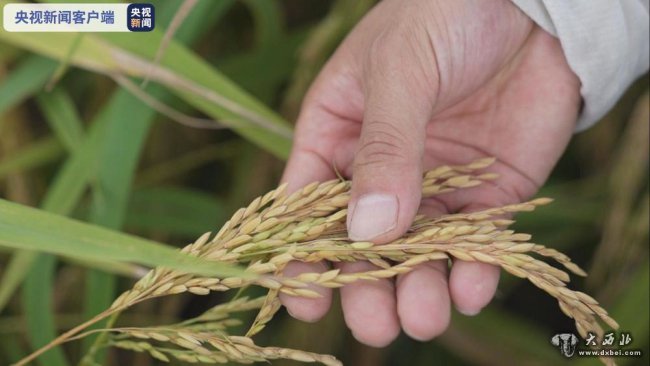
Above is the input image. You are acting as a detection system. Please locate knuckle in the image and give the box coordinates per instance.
[355,121,415,168]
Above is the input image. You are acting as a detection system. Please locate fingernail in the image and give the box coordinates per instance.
[348,194,398,241]
[457,306,481,316]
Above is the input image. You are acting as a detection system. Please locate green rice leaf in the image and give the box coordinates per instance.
[0,198,247,278]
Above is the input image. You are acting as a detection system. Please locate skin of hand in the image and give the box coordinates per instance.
[280,0,581,347]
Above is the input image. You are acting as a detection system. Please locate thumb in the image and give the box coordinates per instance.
[347,75,433,243]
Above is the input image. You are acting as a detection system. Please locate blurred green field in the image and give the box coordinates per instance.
[0,1,647,366]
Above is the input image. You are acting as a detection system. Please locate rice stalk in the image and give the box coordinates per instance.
[109,328,341,365]
[15,158,618,366]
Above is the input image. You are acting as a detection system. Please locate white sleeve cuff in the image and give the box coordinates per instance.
[511,0,650,131]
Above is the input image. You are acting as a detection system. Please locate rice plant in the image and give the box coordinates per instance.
[0,1,647,366]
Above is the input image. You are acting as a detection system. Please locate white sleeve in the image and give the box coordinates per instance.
[510,0,650,131]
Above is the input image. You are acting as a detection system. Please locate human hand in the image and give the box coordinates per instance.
[280,0,581,347]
